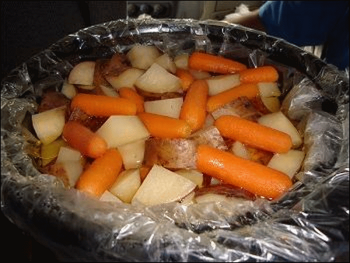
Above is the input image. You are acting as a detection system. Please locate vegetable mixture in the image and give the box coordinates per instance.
[29,44,305,206]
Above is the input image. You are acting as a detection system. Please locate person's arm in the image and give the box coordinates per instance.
[222,9,266,32]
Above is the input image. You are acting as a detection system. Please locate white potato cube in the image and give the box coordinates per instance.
[144,97,183,118]
[32,106,66,145]
[68,61,95,85]
[126,45,161,70]
[131,165,196,206]
[267,150,305,178]
[206,74,240,96]
[117,139,146,170]
[99,190,123,203]
[105,68,144,90]
[174,53,189,69]
[231,141,250,160]
[56,146,82,163]
[61,80,77,99]
[175,169,203,187]
[96,116,150,148]
[155,53,177,73]
[258,111,302,148]
[135,63,182,93]
[109,169,141,203]
[258,82,281,97]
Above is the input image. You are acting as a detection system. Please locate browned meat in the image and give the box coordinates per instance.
[211,96,262,122]
[190,125,228,151]
[143,138,198,169]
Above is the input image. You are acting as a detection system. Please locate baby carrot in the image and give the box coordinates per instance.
[62,120,107,158]
[75,148,123,197]
[215,115,292,153]
[118,87,145,113]
[239,66,279,83]
[188,52,247,74]
[206,83,259,112]
[138,112,192,138]
[196,145,292,200]
[179,79,208,132]
[175,68,195,91]
[71,93,137,116]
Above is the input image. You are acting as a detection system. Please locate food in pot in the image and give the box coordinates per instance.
[29,44,305,206]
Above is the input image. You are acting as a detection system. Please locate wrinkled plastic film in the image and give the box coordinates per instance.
[1,19,349,262]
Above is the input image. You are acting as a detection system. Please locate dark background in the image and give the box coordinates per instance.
[1,1,127,261]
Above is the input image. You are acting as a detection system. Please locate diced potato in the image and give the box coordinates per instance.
[175,169,203,187]
[174,53,189,69]
[231,141,250,160]
[155,53,177,73]
[144,97,183,118]
[32,106,66,145]
[117,139,146,170]
[105,68,144,90]
[126,45,161,70]
[40,138,67,167]
[56,146,83,163]
[131,165,196,206]
[267,150,305,178]
[96,116,150,148]
[258,111,302,148]
[206,74,240,96]
[100,85,119,97]
[68,61,95,85]
[135,63,182,93]
[61,80,77,99]
[99,190,123,203]
[261,96,281,113]
[258,82,281,97]
[109,169,141,203]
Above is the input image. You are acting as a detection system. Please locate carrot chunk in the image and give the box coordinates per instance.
[71,93,137,116]
[138,112,192,138]
[75,148,123,197]
[206,83,259,112]
[188,52,247,74]
[214,115,292,153]
[118,87,145,113]
[175,68,195,91]
[179,79,208,132]
[196,145,292,200]
[62,120,107,158]
[239,66,279,83]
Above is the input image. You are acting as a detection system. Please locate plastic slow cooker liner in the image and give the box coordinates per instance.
[1,19,349,262]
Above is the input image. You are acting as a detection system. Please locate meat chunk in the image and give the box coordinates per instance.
[143,138,197,169]
[211,96,262,122]
[190,125,228,151]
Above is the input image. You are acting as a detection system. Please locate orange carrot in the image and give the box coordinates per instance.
[179,79,208,132]
[175,68,195,91]
[62,120,107,158]
[75,148,123,197]
[138,112,192,138]
[188,52,247,74]
[206,83,259,112]
[118,87,145,113]
[196,145,292,200]
[239,66,279,83]
[71,93,137,116]
[215,115,292,153]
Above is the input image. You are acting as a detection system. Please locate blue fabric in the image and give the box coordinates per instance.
[259,1,349,70]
